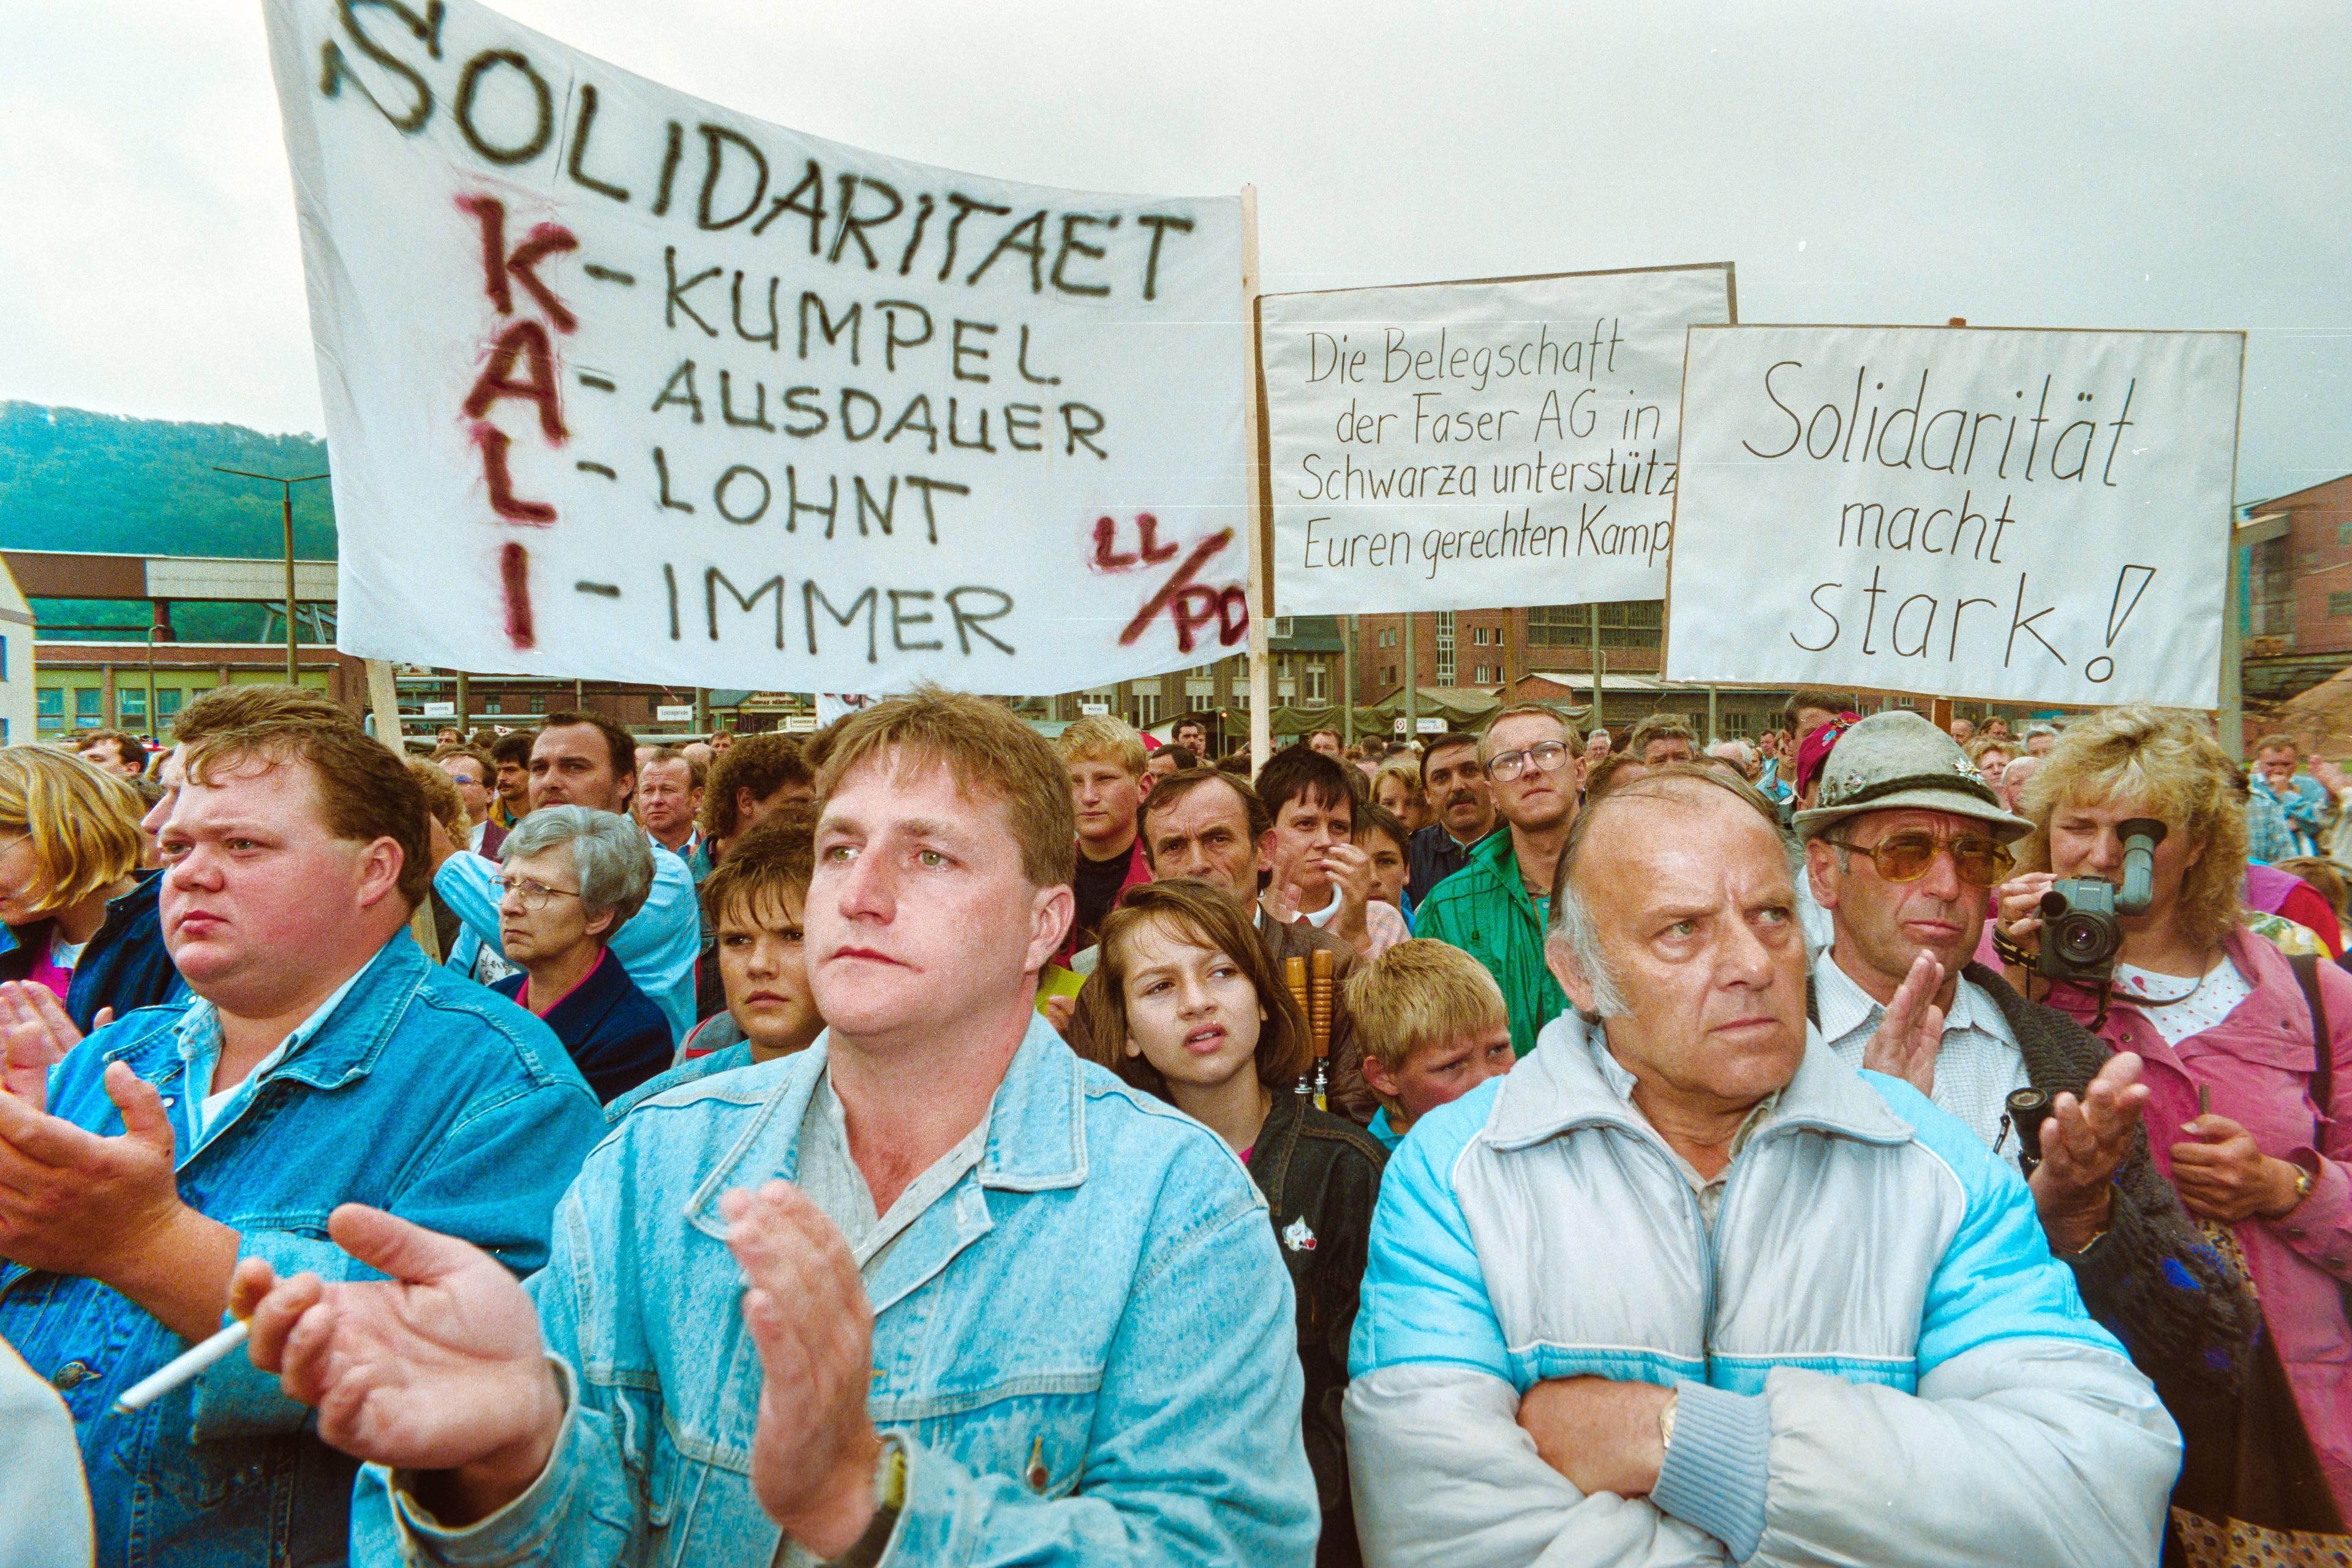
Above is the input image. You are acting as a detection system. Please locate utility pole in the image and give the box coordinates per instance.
[1403,614,1418,741]
[1341,616,1357,744]
[1589,603,1604,734]
[214,466,330,684]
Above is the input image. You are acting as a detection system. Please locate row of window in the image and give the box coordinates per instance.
[37,685,186,726]
[1371,605,1664,654]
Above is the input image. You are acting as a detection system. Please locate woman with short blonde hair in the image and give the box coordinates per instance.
[1998,703,2352,1525]
[0,748,147,1001]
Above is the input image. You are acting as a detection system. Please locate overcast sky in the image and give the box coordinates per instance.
[6,1,2345,504]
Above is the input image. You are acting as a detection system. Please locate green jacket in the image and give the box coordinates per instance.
[1409,827,1562,1055]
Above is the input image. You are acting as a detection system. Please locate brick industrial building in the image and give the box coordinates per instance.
[2243,472,2352,709]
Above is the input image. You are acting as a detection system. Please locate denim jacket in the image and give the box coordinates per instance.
[355,1014,1319,1566]
[0,932,608,1568]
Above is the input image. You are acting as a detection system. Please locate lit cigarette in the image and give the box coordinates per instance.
[113,1320,250,1414]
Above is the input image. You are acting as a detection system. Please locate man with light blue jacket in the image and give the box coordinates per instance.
[233,687,1317,1566]
[1346,765,2179,1566]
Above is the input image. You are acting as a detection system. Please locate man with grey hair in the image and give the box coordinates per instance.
[1346,765,2179,1567]
[487,805,671,1106]
[1704,739,1757,781]
[1997,751,2040,815]
[2021,722,2059,758]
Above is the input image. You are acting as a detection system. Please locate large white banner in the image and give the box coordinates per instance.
[263,0,1246,693]
[1258,264,1732,616]
[1664,325,2244,708]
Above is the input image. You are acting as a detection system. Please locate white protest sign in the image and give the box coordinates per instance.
[262,0,1246,694]
[1258,264,1732,616]
[1664,325,2244,708]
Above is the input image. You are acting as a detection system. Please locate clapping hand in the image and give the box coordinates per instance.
[233,1205,562,1525]
[2029,1052,2149,1251]
[0,982,105,1109]
[723,1181,881,1557]
[1863,952,1946,1096]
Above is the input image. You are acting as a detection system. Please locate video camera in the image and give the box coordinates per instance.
[2035,818,2167,988]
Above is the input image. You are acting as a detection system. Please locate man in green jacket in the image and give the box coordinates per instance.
[1412,704,1583,1054]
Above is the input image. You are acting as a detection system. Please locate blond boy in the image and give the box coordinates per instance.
[1343,938,1517,1149]
[1054,714,1154,959]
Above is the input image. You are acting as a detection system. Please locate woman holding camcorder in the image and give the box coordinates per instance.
[1992,703,2352,1548]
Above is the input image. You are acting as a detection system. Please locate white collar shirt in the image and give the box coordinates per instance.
[1814,954,2028,1148]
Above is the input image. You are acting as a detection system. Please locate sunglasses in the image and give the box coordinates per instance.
[1825,829,2014,888]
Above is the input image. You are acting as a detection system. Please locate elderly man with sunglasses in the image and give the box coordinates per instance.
[1803,710,2254,1411]
[1413,704,1583,1055]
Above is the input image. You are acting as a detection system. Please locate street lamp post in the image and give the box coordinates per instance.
[213,467,330,683]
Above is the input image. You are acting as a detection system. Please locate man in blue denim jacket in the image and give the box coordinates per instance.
[0,701,606,1568]
[236,687,1319,1566]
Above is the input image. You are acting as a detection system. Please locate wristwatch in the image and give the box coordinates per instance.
[828,1438,907,1568]
[1659,1390,1678,1457]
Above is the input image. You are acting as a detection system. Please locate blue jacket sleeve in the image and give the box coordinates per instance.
[190,1074,605,1442]
[1349,1087,1512,1383]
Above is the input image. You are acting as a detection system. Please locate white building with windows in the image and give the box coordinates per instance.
[0,560,35,746]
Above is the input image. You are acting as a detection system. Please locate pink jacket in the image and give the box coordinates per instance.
[2041,927,2352,1512]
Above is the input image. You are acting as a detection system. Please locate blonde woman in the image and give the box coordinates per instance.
[1994,704,2352,1529]
[0,748,172,1028]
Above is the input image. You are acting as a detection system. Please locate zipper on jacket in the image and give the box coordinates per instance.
[1608,1124,1718,1387]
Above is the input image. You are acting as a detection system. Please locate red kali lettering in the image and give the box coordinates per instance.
[464,320,566,442]
[458,195,579,333]
[473,423,556,523]
[500,541,536,649]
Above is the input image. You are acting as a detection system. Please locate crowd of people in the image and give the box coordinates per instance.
[1,679,2348,1566]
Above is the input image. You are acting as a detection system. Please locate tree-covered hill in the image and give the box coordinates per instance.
[0,402,337,556]
[0,402,339,640]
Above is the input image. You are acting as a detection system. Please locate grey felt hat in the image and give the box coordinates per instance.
[1791,709,2032,842]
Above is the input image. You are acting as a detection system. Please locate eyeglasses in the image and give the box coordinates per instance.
[1487,741,1572,783]
[1825,829,2015,888]
[494,875,584,912]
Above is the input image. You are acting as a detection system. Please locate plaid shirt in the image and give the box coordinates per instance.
[2244,786,2295,865]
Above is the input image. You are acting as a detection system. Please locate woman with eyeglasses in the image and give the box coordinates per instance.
[1994,704,2352,1531]
[489,805,672,1106]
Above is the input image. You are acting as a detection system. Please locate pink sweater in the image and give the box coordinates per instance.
[2040,927,2352,1513]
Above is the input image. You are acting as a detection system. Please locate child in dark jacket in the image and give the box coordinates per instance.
[1077,879,1384,1567]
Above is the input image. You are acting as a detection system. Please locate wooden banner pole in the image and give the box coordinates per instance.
[365,658,407,752]
[1240,184,1273,772]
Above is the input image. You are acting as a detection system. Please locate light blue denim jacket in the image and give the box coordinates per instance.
[355,1014,1318,1566]
[0,932,608,1568]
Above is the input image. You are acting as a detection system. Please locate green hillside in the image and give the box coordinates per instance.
[0,402,339,641]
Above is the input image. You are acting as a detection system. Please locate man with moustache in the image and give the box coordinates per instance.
[1405,731,1499,907]
[1413,705,1584,1055]
[0,703,603,1567]
[228,688,1316,1566]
